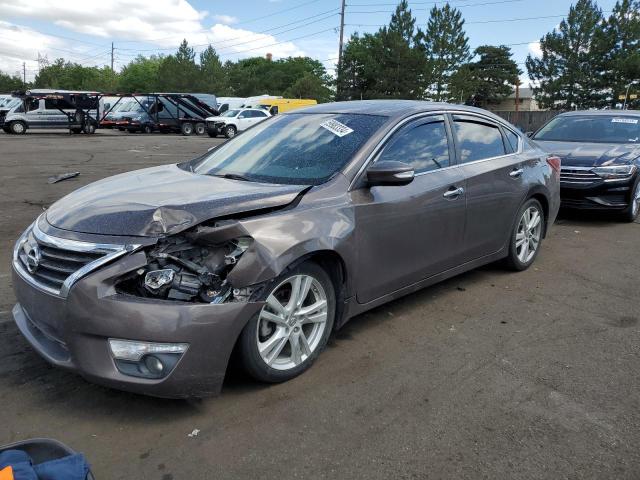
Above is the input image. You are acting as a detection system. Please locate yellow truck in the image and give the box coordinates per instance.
[257,98,317,115]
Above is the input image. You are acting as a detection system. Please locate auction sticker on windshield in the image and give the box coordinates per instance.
[320,119,354,137]
[611,118,638,124]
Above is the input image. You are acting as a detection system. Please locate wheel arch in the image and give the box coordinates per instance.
[526,187,550,237]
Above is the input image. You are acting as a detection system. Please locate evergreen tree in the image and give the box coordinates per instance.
[419,4,471,101]
[156,39,200,92]
[375,0,427,98]
[600,0,640,107]
[117,55,163,92]
[526,0,606,109]
[199,45,227,94]
[337,32,383,100]
[450,45,520,106]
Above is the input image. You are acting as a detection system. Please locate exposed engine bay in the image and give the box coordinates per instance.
[116,222,254,303]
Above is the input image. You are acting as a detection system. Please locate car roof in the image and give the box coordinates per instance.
[557,110,640,117]
[286,100,511,123]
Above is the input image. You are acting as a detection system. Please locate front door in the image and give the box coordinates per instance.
[352,115,467,304]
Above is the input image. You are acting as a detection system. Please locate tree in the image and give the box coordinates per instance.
[419,4,471,101]
[374,0,428,98]
[198,45,227,94]
[34,59,113,90]
[118,55,163,92]
[600,0,640,107]
[0,72,24,92]
[156,39,200,92]
[337,32,383,100]
[450,45,520,106]
[526,0,606,109]
[284,72,332,102]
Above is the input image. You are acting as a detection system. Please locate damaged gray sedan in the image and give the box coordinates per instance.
[12,101,560,398]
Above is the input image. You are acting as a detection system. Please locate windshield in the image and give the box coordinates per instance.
[221,109,240,118]
[191,113,387,185]
[534,115,640,143]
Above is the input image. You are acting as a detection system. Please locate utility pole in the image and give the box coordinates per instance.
[22,62,26,87]
[111,42,115,71]
[337,0,346,99]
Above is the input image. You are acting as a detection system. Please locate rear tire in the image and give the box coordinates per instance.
[224,125,236,138]
[142,124,153,134]
[10,121,26,134]
[195,122,206,135]
[239,261,335,383]
[621,177,639,223]
[504,198,545,271]
[181,122,194,136]
[207,129,217,138]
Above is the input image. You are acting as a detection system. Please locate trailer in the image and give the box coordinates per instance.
[98,93,219,135]
[2,89,102,134]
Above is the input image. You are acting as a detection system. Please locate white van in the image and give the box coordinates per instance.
[2,92,102,134]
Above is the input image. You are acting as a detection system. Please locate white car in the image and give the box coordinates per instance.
[206,108,271,138]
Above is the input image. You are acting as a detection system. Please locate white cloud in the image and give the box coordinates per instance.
[0,21,70,80]
[206,24,304,59]
[0,0,206,41]
[528,42,542,58]
[212,14,238,25]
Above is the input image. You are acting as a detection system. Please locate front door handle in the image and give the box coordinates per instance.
[443,186,464,198]
[509,168,524,178]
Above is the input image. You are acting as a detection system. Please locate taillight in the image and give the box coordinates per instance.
[546,156,561,173]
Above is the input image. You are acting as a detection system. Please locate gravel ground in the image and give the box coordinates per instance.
[0,130,639,479]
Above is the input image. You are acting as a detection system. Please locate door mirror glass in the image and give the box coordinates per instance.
[367,160,414,186]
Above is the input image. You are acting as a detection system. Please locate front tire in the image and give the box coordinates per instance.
[239,261,335,383]
[224,125,236,138]
[621,177,640,223]
[505,198,544,271]
[10,121,26,134]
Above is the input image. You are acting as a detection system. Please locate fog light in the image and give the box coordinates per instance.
[144,355,165,375]
[109,339,188,361]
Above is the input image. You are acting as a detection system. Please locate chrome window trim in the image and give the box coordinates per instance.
[12,216,141,298]
[348,109,523,190]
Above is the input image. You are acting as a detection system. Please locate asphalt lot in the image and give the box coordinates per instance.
[0,129,639,479]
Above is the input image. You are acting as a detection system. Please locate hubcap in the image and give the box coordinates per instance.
[516,206,542,264]
[256,274,328,371]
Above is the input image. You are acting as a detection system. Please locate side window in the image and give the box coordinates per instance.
[44,99,73,110]
[377,119,450,173]
[26,99,40,112]
[219,103,229,113]
[256,111,268,118]
[504,128,520,152]
[270,106,279,115]
[453,120,506,163]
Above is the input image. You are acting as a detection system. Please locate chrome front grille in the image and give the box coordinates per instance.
[13,218,137,297]
[18,243,104,291]
[560,167,601,186]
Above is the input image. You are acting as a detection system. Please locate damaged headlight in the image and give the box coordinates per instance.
[116,228,252,304]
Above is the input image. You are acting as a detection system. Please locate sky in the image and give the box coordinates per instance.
[0,0,621,85]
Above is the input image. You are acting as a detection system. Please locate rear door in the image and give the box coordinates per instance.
[353,114,466,304]
[451,114,527,261]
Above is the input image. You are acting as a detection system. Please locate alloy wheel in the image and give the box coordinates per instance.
[515,206,542,264]
[256,274,328,371]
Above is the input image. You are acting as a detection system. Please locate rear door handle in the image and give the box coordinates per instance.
[443,186,464,198]
[509,168,524,178]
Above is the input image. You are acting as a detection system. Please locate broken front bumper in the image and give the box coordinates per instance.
[12,256,264,398]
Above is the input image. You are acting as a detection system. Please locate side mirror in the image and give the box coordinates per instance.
[525,131,534,138]
[367,160,414,186]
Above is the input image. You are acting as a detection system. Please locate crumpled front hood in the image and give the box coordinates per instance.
[535,140,640,167]
[45,164,307,237]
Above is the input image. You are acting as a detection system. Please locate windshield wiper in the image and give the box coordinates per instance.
[211,172,253,182]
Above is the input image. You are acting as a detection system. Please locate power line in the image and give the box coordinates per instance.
[348,0,524,8]
[234,0,324,25]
